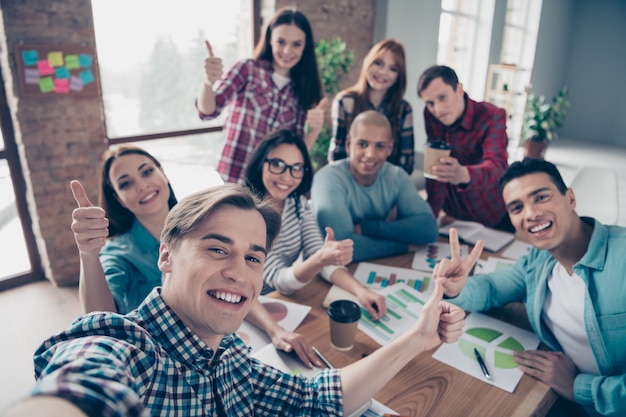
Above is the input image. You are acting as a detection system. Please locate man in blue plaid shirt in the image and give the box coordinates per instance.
[4,184,465,417]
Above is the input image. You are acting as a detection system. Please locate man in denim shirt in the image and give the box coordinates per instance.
[437,158,626,417]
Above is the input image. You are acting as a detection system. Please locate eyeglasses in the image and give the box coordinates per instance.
[265,158,308,179]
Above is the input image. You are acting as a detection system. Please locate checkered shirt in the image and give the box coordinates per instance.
[199,59,306,184]
[424,94,509,227]
[31,288,343,416]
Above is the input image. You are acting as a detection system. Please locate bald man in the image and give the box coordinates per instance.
[312,110,438,261]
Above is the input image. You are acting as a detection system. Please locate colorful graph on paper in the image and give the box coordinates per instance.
[411,241,468,272]
[357,283,430,346]
[353,262,434,294]
[432,312,540,393]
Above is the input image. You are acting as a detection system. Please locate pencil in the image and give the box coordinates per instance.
[312,346,334,369]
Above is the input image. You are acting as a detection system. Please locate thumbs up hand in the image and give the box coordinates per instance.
[318,226,353,266]
[203,40,223,85]
[70,180,109,255]
[305,97,328,134]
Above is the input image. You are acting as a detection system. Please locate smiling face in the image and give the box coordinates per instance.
[108,153,171,219]
[270,24,306,76]
[503,172,578,251]
[419,77,466,126]
[262,143,304,202]
[347,121,393,186]
[159,205,267,347]
[366,49,399,94]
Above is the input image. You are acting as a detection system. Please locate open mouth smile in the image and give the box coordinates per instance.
[140,190,159,204]
[208,290,245,304]
[529,221,552,233]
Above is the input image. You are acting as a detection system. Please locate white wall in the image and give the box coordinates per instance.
[530,0,626,147]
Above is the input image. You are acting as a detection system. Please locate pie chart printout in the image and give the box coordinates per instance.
[458,327,525,369]
[432,312,540,393]
[263,301,289,322]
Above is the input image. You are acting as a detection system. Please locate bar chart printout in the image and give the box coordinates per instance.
[357,283,429,346]
[353,262,433,295]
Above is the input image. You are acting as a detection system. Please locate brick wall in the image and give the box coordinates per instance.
[0,0,375,286]
[0,1,106,286]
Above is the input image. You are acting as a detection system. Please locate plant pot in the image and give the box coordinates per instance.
[524,139,549,159]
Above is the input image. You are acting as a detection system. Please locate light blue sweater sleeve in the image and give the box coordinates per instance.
[311,161,437,261]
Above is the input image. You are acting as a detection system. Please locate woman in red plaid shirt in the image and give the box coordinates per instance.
[196,8,326,184]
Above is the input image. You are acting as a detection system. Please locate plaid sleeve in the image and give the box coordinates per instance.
[33,335,154,417]
[328,95,350,162]
[397,101,415,174]
[198,59,250,120]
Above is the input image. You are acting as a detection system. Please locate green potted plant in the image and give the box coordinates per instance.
[522,86,571,158]
[309,38,353,171]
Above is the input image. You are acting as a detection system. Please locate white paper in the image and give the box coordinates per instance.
[440,220,515,253]
[352,262,435,296]
[359,399,398,416]
[358,283,429,346]
[252,344,323,378]
[432,312,540,393]
[411,241,468,272]
[472,256,516,275]
[501,240,533,260]
[236,295,311,355]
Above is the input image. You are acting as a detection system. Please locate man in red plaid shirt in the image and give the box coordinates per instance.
[417,65,514,232]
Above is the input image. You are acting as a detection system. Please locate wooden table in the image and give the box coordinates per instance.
[270,251,557,417]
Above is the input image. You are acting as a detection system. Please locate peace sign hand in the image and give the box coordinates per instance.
[432,227,484,298]
[203,40,223,85]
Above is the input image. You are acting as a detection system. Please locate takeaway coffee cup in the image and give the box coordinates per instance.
[327,300,361,351]
[423,141,451,179]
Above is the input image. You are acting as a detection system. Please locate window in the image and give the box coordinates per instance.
[0,69,42,289]
[437,0,496,99]
[92,0,254,180]
[500,0,543,68]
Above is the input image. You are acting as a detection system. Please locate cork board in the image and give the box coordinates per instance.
[15,44,100,97]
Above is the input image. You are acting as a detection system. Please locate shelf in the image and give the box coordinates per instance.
[484,64,532,154]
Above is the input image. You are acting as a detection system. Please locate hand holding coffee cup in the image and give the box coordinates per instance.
[423,141,451,179]
[327,300,361,351]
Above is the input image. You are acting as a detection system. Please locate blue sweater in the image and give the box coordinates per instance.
[311,160,438,261]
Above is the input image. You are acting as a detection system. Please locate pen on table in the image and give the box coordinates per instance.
[312,346,334,369]
[474,348,491,380]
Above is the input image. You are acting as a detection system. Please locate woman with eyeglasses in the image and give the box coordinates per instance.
[245,130,387,320]
[70,145,321,368]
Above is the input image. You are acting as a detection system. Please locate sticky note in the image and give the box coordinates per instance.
[21,50,38,66]
[65,54,79,69]
[24,68,40,84]
[48,51,64,67]
[54,78,69,93]
[38,76,54,93]
[79,54,92,68]
[80,69,95,85]
[69,75,83,91]
[55,66,70,79]
[37,59,54,76]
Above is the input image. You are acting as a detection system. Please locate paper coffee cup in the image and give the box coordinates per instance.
[424,141,451,179]
[327,300,361,351]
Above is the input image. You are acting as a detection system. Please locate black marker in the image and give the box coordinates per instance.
[474,348,491,380]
